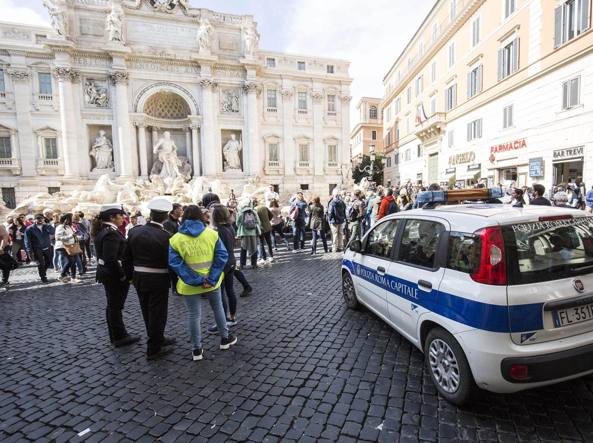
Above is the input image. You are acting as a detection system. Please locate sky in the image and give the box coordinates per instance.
[2,0,434,125]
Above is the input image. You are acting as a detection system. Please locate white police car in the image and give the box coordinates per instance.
[342,189,593,405]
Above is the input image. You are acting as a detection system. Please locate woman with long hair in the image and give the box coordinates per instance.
[54,213,82,283]
[268,199,290,251]
[93,204,140,348]
[169,205,236,361]
[309,197,328,255]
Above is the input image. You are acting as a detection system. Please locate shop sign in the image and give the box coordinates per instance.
[529,157,544,177]
[553,146,584,160]
[490,138,527,154]
[445,167,456,174]
[449,151,475,166]
[467,163,481,172]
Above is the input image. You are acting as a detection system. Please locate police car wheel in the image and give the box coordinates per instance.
[342,273,360,309]
[424,328,475,405]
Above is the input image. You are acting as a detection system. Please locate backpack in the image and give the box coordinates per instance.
[242,210,257,230]
[347,204,359,222]
[387,199,399,215]
[289,205,300,221]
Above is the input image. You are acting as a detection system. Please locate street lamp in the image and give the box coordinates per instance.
[358,148,386,179]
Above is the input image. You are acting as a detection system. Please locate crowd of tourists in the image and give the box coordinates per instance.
[0,180,590,359]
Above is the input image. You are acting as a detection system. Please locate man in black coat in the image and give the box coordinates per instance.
[163,203,182,235]
[126,198,176,360]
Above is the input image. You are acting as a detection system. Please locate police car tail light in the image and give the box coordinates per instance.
[471,227,507,286]
[510,364,530,381]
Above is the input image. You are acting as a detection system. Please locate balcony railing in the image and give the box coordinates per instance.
[38,94,53,102]
[415,112,447,142]
[297,109,308,115]
[298,161,310,168]
[0,91,6,99]
[266,107,278,113]
[43,158,60,167]
[327,161,338,167]
[267,160,280,167]
[0,157,16,167]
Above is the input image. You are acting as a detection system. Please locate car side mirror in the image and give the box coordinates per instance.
[349,240,362,253]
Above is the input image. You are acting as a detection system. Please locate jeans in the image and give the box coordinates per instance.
[330,224,344,252]
[11,240,26,261]
[271,223,290,249]
[57,249,78,278]
[184,287,228,349]
[221,268,237,318]
[258,231,274,260]
[240,248,257,268]
[348,221,362,247]
[292,222,306,250]
[234,269,251,290]
[311,229,328,253]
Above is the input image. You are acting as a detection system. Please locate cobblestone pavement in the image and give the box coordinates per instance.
[2,250,593,443]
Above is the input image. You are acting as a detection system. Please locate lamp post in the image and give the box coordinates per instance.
[357,148,386,182]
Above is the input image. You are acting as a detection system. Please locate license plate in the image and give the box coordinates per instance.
[553,303,593,327]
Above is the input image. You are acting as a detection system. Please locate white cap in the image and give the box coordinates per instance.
[147,198,173,213]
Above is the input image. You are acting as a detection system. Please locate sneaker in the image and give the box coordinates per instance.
[70,278,82,284]
[58,276,70,283]
[257,258,266,265]
[220,334,238,350]
[192,348,203,361]
[226,319,237,327]
[292,250,299,254]
[207,324,218,334]
[266,257,274,263]
[113,335,141,348]
[240,287,253,298]
[41,277,49,284]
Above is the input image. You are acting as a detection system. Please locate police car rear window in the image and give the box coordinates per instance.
[504,217,593,285]
[447,232,480,274]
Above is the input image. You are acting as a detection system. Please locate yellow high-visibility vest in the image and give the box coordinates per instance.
[169,227,224,295]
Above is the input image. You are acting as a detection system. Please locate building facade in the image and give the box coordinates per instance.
[350,97,383,163]
[0,0,352,208]
[382,0,593,190]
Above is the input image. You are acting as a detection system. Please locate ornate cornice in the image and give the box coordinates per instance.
[110,70,129,85]
[311,90,324,102]
[53,67,80,82]
[6,69,30,82]
[199,78,215,89]
[242,81,262,95]
[341,95,352,103]
[280,88,293,98]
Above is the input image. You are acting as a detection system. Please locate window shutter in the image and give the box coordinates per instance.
[467,71,471,98]
[562,81,569,109]
[554,6,563,47]
[478,65,483,93]
[580,0,591,32]
[467,122,472,141]
[497,48,504,81]
[509,105,513,127]
[571,77,581,106]
[477,119,483,138]
[511,38,519,73]
[452,84,457,108]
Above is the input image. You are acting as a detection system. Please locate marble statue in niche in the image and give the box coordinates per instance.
[196,17,213,54]
[222,131,243,171]
[43,0,68,37]
[105,7,123,42]
[242,24,259,58]
[90,130,114,171]
[152,131,181,179]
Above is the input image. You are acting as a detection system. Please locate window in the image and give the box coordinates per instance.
[0,69,5,93]
[38,72,52,95]
[430,96,437,115]
[268,143,279,162]
[329,184,337,195]
[398,219,445,269]
[267,89,277,108]
[327,94,336,113]
[504,0,516,19]
[0,136,11,158]
[394,152,399,165]
[386,156,392,167]
[369,105,378,119]
[364,220,399,258]
[448,42,455,68]
[372,130,377,140]
[444,83,457,111]
[450,0,457,21]
[498,37,520,80]
[1,188,15,209]
[417,144,423,158]
[48,187,60,195]
[555,0,590,48]
[562,76,581,109]
[395,98,401,113]
[431,61,437,83]
[327,64,335,74]
[300,184,309,190]
[266,57,276,68]
[404,149,411,161]
[44,137,58,159]
[415,75,423,96]
[406,86,411,104]
[448,130,454,148]
[467,118,483,141]
[471,17,480,47]
[298,92,307,111]
[447,232,480,274]
[297,61,306,71]
[467,64,483,98]
[328,144,337,163]
[386,106,392,122]
[432,22,438,42]
[298,143,309,162]
[503,104,514,128]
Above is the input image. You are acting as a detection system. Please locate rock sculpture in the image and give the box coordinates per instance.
[152,131,181,180]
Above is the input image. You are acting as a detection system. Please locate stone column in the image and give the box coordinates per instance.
[136,123,148,178]
[281,88,294,177]
[191,124,201,177]
[243,82,261,177]
[340,95,352,180]
[200,79,216,176]
[185,128,193,172]
[53,67,80,177]
[6,69,33,176]
[110,70,133,177]
[312,90,324,176]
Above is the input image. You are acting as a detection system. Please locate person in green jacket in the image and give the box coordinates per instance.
[254,198,274,263]
[236,198,262,269]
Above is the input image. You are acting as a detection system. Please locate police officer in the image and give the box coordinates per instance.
[126,198,176,360]
[93,204,139,348]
